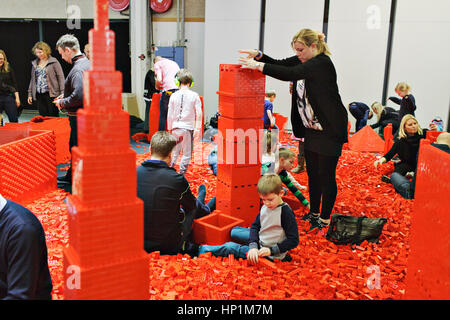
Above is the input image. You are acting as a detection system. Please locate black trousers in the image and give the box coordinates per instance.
[304,149,340,220]
[158,89,177,131]
[65,115,78,178]
[0,94,18,122]
[36,92,59,117]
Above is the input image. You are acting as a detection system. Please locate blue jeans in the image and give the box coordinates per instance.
[355,109,369,132]
[390,172,414,199]
[198,226,250,259]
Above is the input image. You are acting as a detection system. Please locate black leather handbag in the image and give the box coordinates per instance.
[325,214,388,245]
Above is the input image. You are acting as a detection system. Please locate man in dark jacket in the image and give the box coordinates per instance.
[54,34,91,183]
[137,131,215,255]
[348,102,372,132]
[0,194,52,300]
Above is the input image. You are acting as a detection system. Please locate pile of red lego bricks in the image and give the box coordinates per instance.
[28,139,413,300]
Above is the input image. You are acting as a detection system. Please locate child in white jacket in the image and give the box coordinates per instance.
[167,69,202,174]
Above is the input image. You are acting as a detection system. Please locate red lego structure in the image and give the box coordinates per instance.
[405,139,450,299]
[63,0,149,300]
[0,128,57,205]
[193,64,265,245]
[348,125,385,153]
[383,123,394,155]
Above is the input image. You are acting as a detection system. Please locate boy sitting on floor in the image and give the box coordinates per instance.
[261,147,310,209]
[198,174,299,263]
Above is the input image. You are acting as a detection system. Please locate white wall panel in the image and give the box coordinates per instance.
[152,22,205,98]
[327,0,391,131]
[203,0,261,121]
[388,0,450,129]
[264,0,324,130]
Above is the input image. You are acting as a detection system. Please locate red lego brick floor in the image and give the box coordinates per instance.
[27,136,413,300]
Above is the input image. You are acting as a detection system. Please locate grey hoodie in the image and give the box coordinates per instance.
[28,56,65,100]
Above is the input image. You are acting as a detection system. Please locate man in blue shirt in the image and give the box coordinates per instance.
[263,90,277,130]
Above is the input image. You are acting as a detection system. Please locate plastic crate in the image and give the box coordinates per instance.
[218,64,265,95]
[218,91,265,119]
[193,211,244,245]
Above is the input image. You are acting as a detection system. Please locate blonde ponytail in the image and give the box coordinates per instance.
[291,29,331,56]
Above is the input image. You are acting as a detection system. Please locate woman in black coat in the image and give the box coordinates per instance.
[374,114,428,180]
[240,28,348,231]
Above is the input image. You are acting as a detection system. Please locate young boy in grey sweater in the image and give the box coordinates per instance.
[198,174,299,263]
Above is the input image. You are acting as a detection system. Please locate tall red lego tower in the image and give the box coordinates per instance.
[63,0,149,299]
[216,65,266,226]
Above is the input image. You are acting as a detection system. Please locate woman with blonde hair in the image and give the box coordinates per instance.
[388,82,417,123]
[374,114,429,182]
[370,101,399,138]
[0,49,20,123]
[239,28,348,231]
[27,41,65,117]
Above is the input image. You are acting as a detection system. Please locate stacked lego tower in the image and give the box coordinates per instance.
[216,65,266,226]
[63,0,149,299]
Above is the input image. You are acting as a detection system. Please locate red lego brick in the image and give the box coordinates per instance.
[217,92,265,119]
[219,64,265,95]
[383,123,394,155]
[77,109,130,152]
[349,125,385,153]
[83,70,122,111]
[88,29,116,71]
[218,115,264,133]
[193,211,244,245]
[148,93,161,138]
[216,163,261,187]
[66,195,144,266]
[216,180,260,226]
[70,148,137,205]
[63,245,149,300]
[217,136,261,167]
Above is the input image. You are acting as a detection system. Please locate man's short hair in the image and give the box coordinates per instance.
[266,90,276,98]
[150,131,177,158]
[278,147,295,160]
[257,173,283,195]
[55,34,80,51]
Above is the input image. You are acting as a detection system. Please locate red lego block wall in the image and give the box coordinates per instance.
[404,141,450,299]
[0,129,57,205]
[5,117,70,164]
